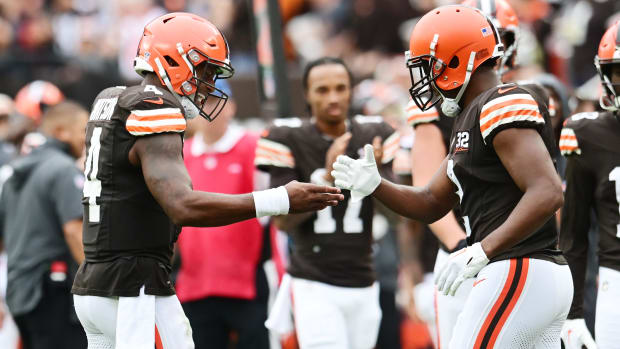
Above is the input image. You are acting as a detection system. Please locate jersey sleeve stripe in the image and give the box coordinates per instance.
[406,101,439,126]
[255,139,295,168]
[254,151,295,168]
[130,108,182,117]
[480,98,539,121]
[480,109,544,141]
[381,132,400,164]
[480,94,534,114]
[480,103,541,128]
[126,124,186,136]
[559,127,581,155]
[127,113,184,122]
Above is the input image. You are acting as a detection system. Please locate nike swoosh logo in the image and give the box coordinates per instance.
[473,278,486,287]
[144,97,164,104]
[497,86,517,94]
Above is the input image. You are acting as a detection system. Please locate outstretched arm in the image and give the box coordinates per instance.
[373,158,458,224]
[131,133,343,227]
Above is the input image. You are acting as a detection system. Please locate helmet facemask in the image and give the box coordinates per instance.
[176,45,233,121]
[406,51,446,112]
[596,60,620,112]
[497,28,518,76]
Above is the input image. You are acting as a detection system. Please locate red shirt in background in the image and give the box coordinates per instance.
[175,126,264,302]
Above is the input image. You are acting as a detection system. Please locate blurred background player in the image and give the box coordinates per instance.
[559,21,620,349]
[175,80,271,349]
[70,12,342,349]
[0,101,87,349]
[333,5,571,348]
[258,57,399,349]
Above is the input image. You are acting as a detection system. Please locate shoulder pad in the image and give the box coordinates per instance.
[117,85,182,112]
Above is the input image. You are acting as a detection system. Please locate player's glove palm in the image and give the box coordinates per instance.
[561,318,597,349]
[331,144,381,202]
[435,242,489,296]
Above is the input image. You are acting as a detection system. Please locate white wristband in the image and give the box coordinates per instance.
[252,186,290,218]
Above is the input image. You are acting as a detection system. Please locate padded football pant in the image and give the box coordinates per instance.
[448,258,572,349]
[595,266,620,349]
[291,277,382,349]
[74,286,194,349]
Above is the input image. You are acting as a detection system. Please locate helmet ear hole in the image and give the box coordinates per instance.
[164,55,179,67]
[448,56,460,68]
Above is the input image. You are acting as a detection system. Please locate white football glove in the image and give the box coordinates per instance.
[561,318,597,349]
[331,144,381,202]
[435,242,489,296]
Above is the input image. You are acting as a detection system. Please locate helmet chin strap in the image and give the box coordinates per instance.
[438,51,477,117]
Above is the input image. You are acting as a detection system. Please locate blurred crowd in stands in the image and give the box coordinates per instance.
[0,0,619,348]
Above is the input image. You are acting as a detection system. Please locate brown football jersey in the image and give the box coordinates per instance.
[447,83,564,264]
[256,116,398,287]
[559,111,620,318]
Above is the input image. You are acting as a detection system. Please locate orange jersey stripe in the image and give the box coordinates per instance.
[126,124,185,133]
[480,109,543,133]
[128,113,184,122]
[480,99,538,120]
[256,144,294,158]
[559,134,577,140]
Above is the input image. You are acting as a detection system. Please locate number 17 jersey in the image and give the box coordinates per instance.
[256,116,398,287]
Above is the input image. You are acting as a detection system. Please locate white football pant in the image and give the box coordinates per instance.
[73,286,194,349]
[291,277,381,349]
[449,258,572,348]
[595,266,620,349]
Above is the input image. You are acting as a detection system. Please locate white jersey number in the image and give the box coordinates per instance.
[314,200,363,234]
[447,159,472,237]
[609,167,620,238]
[84,127,103,222]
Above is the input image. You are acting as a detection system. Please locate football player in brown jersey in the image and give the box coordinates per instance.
[258,57,398,349]
[333,5,571,348]
[405,0,527,346]
[70,12,343,349]
[559,21,620,349]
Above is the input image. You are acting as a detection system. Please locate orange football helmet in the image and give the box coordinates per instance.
[406,5,504,116]
[595,21,620,112]
[134,12,234,121]
[462,0,519,75]
[15,80,64,123]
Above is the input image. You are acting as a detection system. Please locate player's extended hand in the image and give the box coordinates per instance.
[324,132,352,183]
[285,180,344,213]
[561,319,597,349]
[331,144,381,202]
[435,242,489,296]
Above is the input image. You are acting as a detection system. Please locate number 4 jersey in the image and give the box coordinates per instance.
[256,116,398,287]
[559,110,620,318]
[447,83,565,264]
[72,84,185,297]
